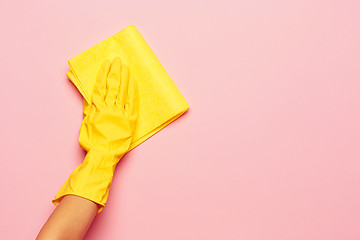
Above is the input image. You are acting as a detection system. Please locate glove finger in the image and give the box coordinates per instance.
[116,64,130,108]
[127,71,139,117]
[93,59,111,105]
[105,57,122,105]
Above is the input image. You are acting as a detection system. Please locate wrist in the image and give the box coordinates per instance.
[52,149,122,213]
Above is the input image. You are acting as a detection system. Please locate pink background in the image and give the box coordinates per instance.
[1,0,360,239]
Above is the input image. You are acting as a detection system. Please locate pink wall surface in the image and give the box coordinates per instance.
[1,0,360,239]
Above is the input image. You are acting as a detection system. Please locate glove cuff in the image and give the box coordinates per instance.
[52,149,120,213]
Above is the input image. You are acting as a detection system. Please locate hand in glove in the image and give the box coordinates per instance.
[53,57,138,212]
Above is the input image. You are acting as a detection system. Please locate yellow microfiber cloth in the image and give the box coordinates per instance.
[67,25,189,150]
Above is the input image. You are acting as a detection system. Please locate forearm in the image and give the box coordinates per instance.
[36,195,99,240]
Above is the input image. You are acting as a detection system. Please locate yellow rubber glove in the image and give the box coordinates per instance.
[52,57,138,212]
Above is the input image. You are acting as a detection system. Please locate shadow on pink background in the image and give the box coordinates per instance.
[0,0,360,239]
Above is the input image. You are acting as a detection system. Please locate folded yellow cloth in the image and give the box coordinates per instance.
[67,25,189,150]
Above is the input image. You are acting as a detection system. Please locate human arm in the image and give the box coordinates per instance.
[36,57,138,239]
[36,195,98,240]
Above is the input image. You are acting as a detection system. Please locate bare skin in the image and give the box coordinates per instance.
[36,195,99,240]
